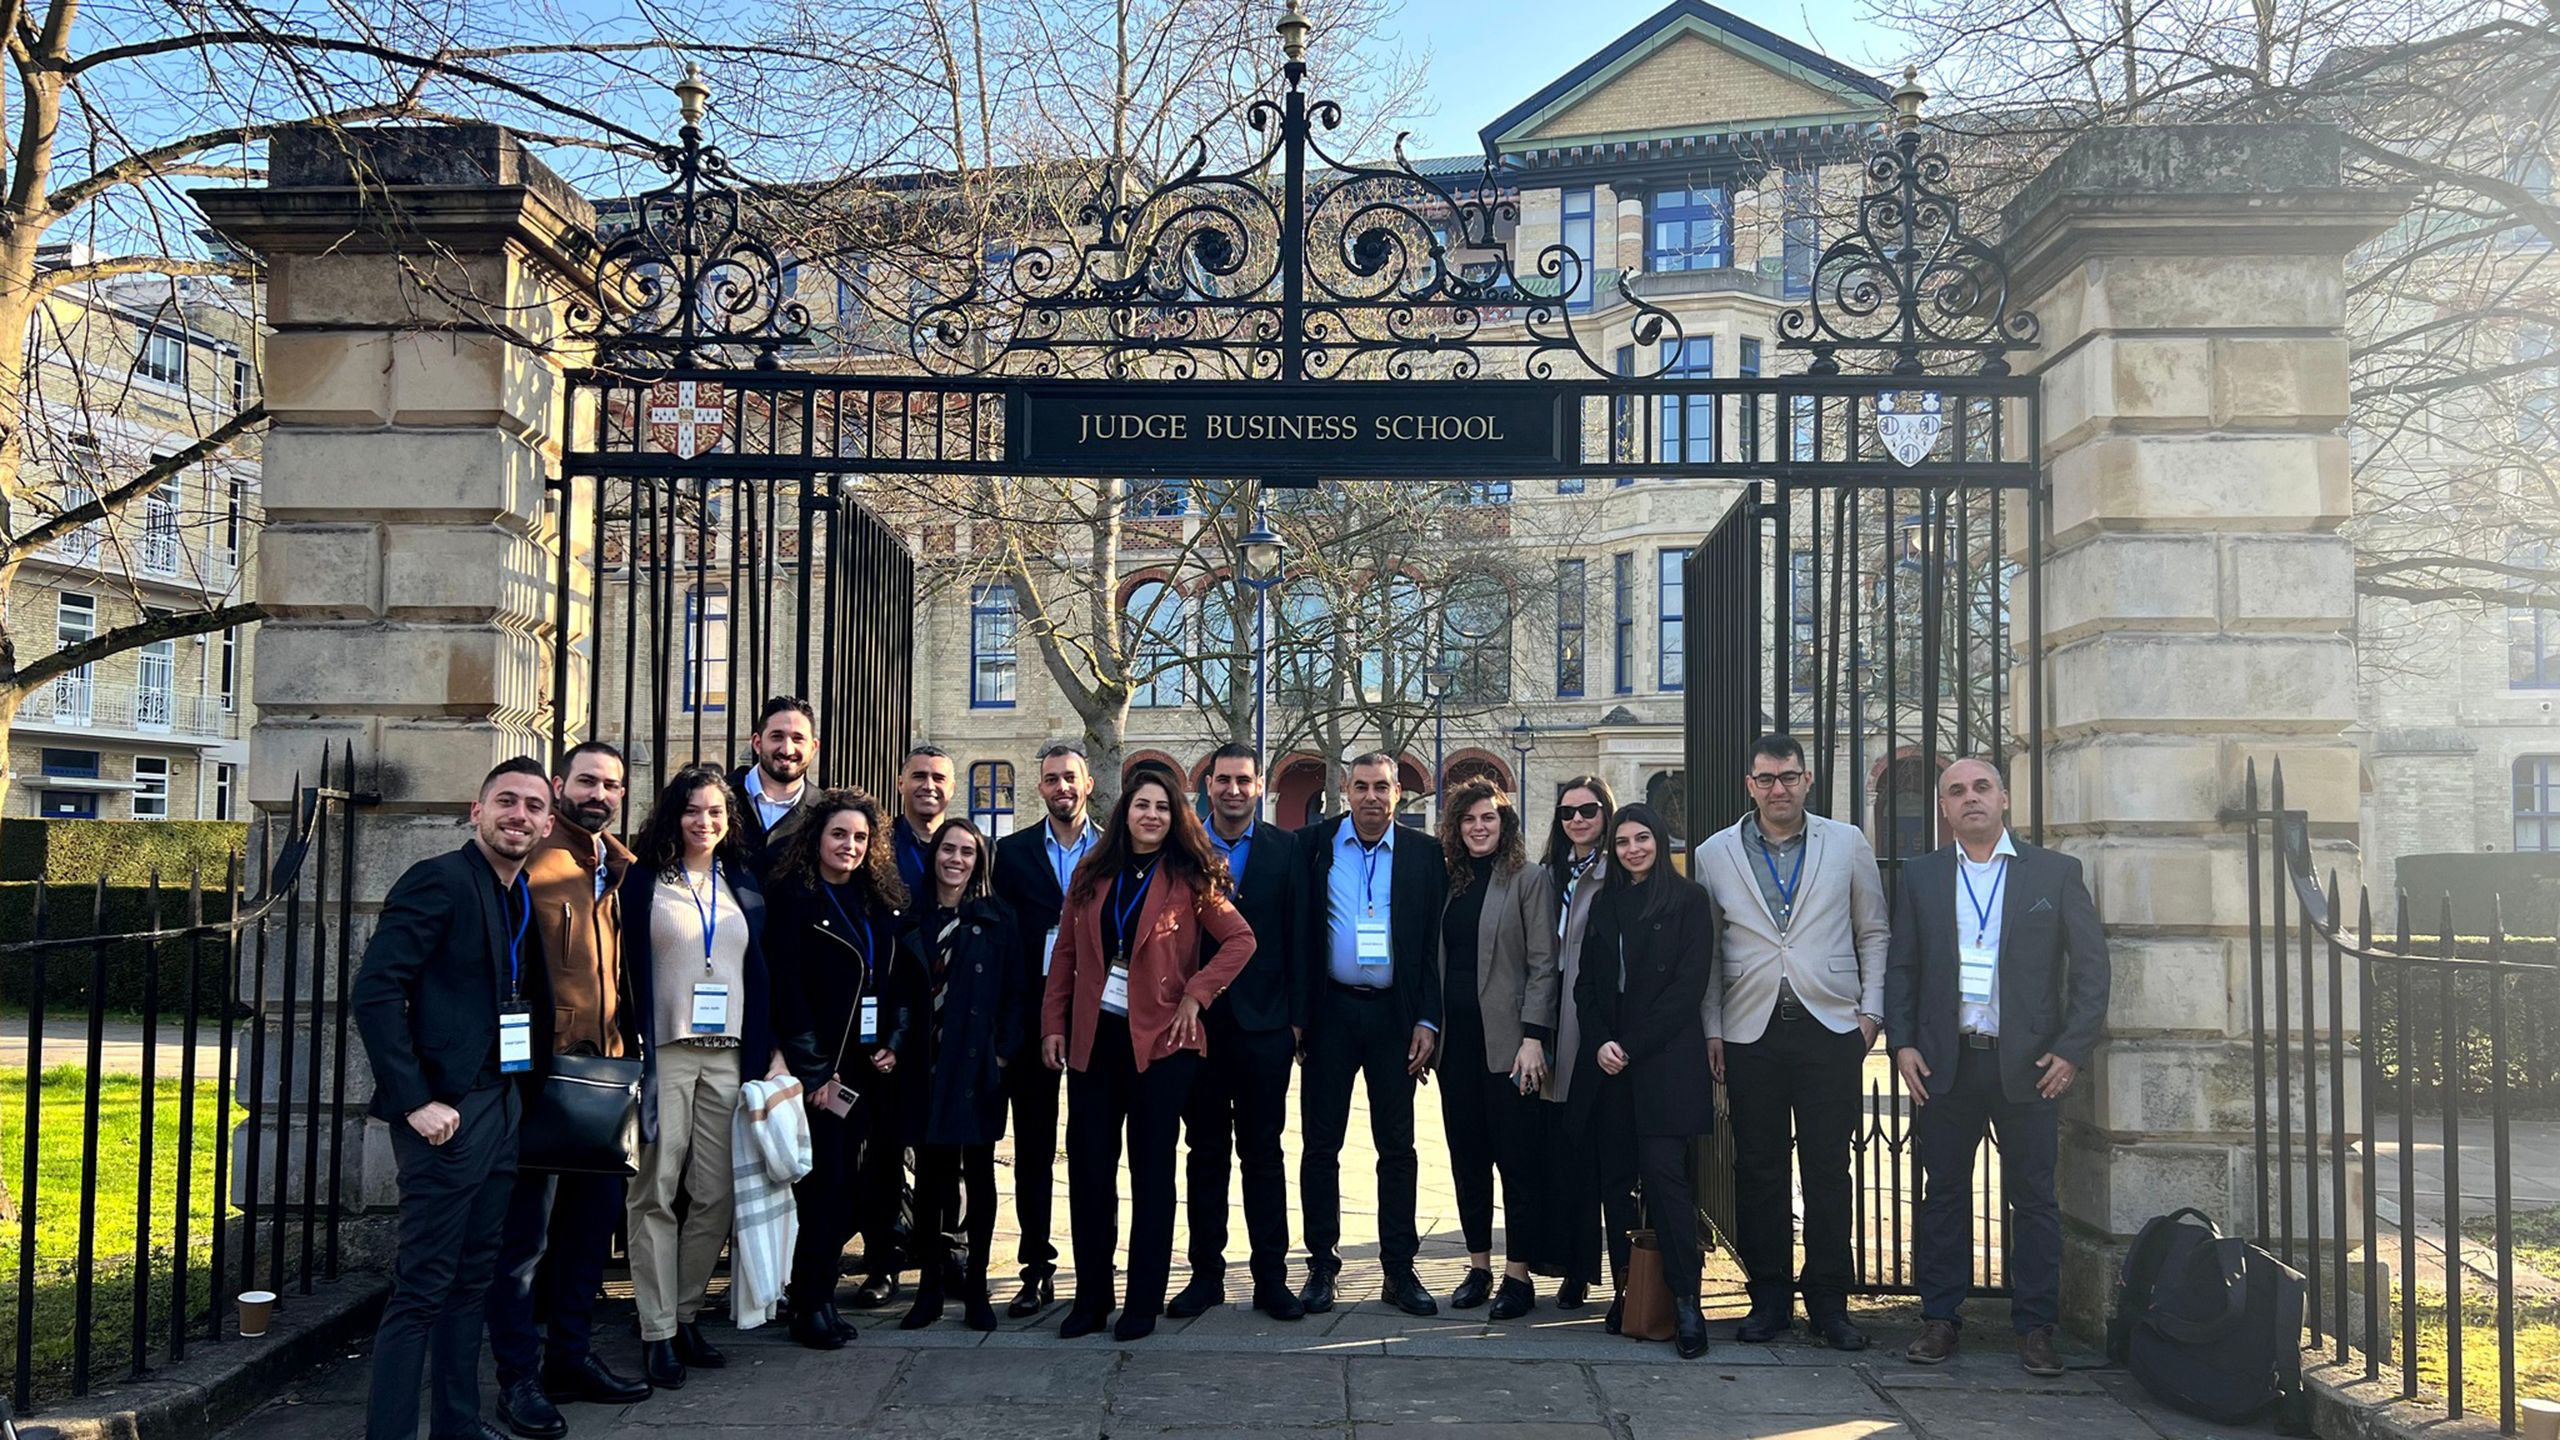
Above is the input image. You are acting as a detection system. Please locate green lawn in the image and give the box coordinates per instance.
[0,1065,239,1401]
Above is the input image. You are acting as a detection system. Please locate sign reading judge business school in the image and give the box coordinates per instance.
[1013,382,1568,479]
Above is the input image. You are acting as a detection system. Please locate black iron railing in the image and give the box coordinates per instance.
[1,745,374,1412]
[2246,757,2560,1435]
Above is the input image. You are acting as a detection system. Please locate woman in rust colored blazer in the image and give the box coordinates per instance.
[1041,767,1255,1342]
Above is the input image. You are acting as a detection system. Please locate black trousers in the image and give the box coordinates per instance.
[1916,1042,2061,1331]
[788,1094,880,1309]
[368,1083,517,1440]
[1438,1007,1550,1266]
[483,1167,623,1385]
[855,1083,908,1278]
[1004,1046,1062,1275]
[1065,1014,1198,1317]
[912,1142,997,1288]
[1639,1134,1702,1303]
[1549,1056,1641,1289]
[1299,985,1420,1274]
[1181,1020,1295,1289]
[1723,1011,1866,1317]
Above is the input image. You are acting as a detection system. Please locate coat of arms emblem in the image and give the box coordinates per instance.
[647,379,727,460]
[1876,390,1943,469]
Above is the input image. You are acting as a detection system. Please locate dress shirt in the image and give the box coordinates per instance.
[1740,814,1807,934]
[1209,822,1252,885]
[1043,815,1099,897]
[750,776,805,837]
[592,834,612,902]
[1956,829,2020,1036]
[1325,821,1398,989]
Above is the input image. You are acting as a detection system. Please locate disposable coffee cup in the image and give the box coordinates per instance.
[2519,1397,2559,1440]
[237,1290,277,1338]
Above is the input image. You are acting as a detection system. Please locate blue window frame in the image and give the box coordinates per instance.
[1126,579,1186,707]
[683,587,728,712]
[1562,187,1597,311]
[1126,479,1189,518]
[1659,337,1714,463]
[971,583,1018,707]
[39,791,98,819]
[1782,172,1819,299]
[1556,559,1587,698]
[1740,337,1763,460]
[1658,548,1689,692]
[969,760,1015,835]
[41,748,100,778]
[1613,552,1635,694]
[1614,344,1637,484]
[1463,480,1512,505]
[2517,756,2560,852]
[1557,476,1586,495]
[1648,185,1731,272]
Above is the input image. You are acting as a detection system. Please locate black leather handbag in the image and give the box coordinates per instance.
[518,1052,643,1176]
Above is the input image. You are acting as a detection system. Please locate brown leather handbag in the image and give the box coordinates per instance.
[1620,1229,1678,1341]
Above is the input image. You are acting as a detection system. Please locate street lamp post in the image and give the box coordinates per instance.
[1238,494,1288,766]
[1420,662,1455,824]
[1509,718,1538,814]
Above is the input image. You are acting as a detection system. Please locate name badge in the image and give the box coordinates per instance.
[859,996,880,1044]
[1355,919,1391,970]
[1958,939,1998,1007]
[691,982,731,1034]
[1101,964,1131,1014]
[1043,927,1060,975]
[498,1008,533,1073]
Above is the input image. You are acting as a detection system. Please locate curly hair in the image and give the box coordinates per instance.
[633,764,755,877]
[770,786,910,911]
[1066,768,1231,909]
[1438,776,1526,896]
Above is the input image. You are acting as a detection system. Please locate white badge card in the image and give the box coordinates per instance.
[1958,939,1998,1007]
[497,1008,533,1073]
[690,981,731,1034]
[1101,964,1131,1013]
[859,996,880,1043]
[1355,919,1391,971]
[1042,927,1060,975]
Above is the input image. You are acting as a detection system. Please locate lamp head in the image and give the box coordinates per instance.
[674,62,712,126]
[1889,66,1926,132]
[1276,3,1311,64]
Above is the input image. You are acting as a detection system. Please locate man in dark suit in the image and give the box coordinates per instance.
[1295,752,1445,1317]
[728,695,817,871]
[1169,743,1308,1322]
[988,740,1099,1316]
[892,743,956,900]
[1884,757,2110,1379]
[355,757,558,1440]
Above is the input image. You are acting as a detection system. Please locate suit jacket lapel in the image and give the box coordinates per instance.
[471,848,510,1002]
[1722,830,1778,928]
[1801,819,1829,914]
[1998,842,2033,960]
[1474,863,1506,1000]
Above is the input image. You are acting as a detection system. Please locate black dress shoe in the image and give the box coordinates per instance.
[1448,1266,1494,1310]
[899,1282,947,1331]
[497,1376,567,1439]
[850,1274,900,1310]
[1811,1313,1870,1351]
[1006,1270,1054,1318]
[1736,1305,1793,1343]
[790,1306,848,1350]
[821,1301,857,1343]
[1555,1279,1590,1310]
[1382,1268,1439,1317]
[1111,1309,1158,1342]
[1058,1305,1110,1339]
[1603,1294,1624,1335]
[1253,1285,1307,1321]
[457,1425,515,1440]
[641,1339,685,1391]
[672,1321,725,1369]
[541,1353,651,1405]
[1673,1299,1711,1359]
[1298,1270,1337,1315]
[1165,1275,1224,1319]
[1487,1275,1536,1321]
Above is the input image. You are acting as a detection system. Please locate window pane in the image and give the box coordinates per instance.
[972,584,1018,706]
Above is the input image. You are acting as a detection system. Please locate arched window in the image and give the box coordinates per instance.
[969,760,1015,837]
[1200,580,1241,708]
[1125,579,1186,708]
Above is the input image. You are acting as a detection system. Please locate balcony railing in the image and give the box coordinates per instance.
[19,679,238,739]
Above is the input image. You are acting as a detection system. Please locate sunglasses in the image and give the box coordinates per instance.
[1558,801,1606,821]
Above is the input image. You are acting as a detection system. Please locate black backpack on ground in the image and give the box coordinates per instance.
[2108,1207,2312,1433]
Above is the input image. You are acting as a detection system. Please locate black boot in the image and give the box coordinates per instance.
[1603,1293,1624,1335]
[963,1279,999,1332]
[1674,1299,1711,1359]
[791,1301,847,1350]
[899,1272,948,1330]
[1006,1268,1054,1318]
[641,1339,685,1391]
[672,1320,725,1369]
[822,1301,857,1343]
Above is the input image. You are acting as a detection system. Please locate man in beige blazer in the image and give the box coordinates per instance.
[1696,734,1889,1352]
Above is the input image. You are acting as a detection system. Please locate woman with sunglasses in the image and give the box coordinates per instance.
[1576,801,1720,1358]
[1535,777,1629,1311]
[1041,768,1256,1341]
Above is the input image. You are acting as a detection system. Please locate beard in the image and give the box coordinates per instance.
[759,753,809,785]
[566,799,616,833]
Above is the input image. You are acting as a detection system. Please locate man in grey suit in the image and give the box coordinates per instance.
[1697,734,1889,1351]
[1884,758,2109,1378]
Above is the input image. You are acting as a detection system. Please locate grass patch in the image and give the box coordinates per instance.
[0,1064,240,1402]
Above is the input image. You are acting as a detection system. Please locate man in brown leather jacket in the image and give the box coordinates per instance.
[485,741,652,1437]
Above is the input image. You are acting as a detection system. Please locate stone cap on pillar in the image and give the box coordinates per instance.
[2000,123,2409,299]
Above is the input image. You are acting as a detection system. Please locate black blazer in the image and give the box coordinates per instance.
[1883,839,2111,1105]
[990,820,1093,1054]
[726,764,813,875]
[353,842,556,1122]
[1296,814,1445,1037]
[895,894,1028,1147]
[1210,821,1309,1035]
[1575,875,1719,1138]
[766,875,915,1096]
[622,861,779,1142]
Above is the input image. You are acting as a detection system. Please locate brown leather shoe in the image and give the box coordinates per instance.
[1904,1318,1959,1364]
[2018,1325,2064,1377]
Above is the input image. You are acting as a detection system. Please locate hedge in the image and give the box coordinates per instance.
[0,818,249,885]
[0,880,239,1015]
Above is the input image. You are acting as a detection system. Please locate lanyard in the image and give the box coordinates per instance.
[1960,856,2007,947]
[503,875,530,1002]
[1754,830,1807,919]
[821,882,874,983]
[684,862,721,971]
[1111,860,1159,964]
[1356,834,1389,915]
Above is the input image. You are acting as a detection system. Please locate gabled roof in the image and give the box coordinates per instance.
[1477,0,1888,157]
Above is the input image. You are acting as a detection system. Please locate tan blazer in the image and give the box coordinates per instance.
[1694,812,1889,1044]
[1436,859,1561,1074]
[1541,854,1606,1104]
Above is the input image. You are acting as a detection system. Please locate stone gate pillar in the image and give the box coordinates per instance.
[2001,124,2403,1334]
[197,124,596,1206]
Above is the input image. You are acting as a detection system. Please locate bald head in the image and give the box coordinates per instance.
[1939,758,2009,855]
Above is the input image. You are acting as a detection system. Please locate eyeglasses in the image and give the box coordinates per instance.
[1557,801,1605,821]
[1746,770,1808,789]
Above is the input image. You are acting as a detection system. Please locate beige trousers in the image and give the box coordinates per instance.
[628,1040,740,1339]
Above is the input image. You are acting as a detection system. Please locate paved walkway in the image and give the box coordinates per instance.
[2366,1116,2560,1229]
[0,1017,200,1075]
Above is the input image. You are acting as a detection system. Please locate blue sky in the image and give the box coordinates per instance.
[1382,0,1898,155]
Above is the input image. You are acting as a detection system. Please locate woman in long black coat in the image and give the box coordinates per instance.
[893,816,1025,1332]
[1576,801,1720,1359]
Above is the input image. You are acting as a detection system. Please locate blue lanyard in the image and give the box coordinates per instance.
[1960,856,2006,947]
[1356,835,1388,915]
[685,862,721,971]
[1754,830,1806,919]
[821,882,874,983]
[1111,860,1159,963]
[504,875,530,1002]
